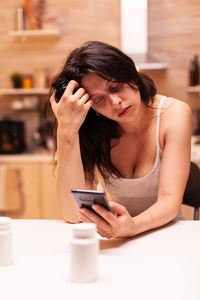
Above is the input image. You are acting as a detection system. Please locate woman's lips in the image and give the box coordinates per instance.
[118,106,131,117]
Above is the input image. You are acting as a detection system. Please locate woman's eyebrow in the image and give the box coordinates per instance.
[89,93,97,98]
[89,80,111,98]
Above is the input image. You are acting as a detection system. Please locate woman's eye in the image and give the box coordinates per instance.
[93,96,105,105]
[110,83,123,92]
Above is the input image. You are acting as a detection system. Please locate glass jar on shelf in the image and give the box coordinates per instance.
[22,74,33,89]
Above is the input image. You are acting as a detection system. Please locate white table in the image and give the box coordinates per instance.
[0,220,199,300]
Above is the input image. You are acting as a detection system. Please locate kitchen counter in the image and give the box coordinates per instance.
[0,137,200,164]
[0,153,55,163]
[0,146,199,164]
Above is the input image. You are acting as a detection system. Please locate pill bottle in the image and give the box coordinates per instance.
[0,217,12,266]
[70,223,99,283]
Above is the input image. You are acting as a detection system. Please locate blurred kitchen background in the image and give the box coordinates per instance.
[0,0,199,220]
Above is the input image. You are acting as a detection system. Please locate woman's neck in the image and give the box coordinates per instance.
[118,101,154,136]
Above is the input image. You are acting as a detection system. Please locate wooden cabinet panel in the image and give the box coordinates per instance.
[0,161,64,219]
[1,163,41,219]
[40,163,63,219]
[0,160,63,220]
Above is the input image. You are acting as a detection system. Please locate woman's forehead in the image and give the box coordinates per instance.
[81,73,108,92]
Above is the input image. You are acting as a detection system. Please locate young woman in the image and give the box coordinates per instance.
[50,41,192,238]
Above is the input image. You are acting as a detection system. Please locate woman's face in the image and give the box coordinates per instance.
[81,73,142,123]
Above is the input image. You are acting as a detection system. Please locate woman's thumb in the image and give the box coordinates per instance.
[109,201,126,215]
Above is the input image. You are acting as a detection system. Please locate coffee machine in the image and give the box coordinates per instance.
[0,119,26,154]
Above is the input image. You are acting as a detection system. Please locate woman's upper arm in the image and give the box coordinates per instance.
[158,100,192,210]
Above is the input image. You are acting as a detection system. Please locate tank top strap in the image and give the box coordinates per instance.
[156,96,166,149]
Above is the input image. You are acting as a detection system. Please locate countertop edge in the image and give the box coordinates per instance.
[0,153,55,163]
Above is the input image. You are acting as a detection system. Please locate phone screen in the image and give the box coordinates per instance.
[71,189,113,214]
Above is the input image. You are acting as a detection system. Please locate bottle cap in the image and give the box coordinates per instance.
[72,223,96,238]
[0,217,11,231]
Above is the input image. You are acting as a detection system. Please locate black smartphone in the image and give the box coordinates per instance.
[51,77,79,102]
[71,189,114,214]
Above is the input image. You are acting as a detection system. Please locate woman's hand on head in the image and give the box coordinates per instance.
[77,201,134,239]
[50,80,92,132]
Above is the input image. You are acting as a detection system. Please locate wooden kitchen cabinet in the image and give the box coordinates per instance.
[1,162,41,219]
[0,158,63,220]
[1,157,199,220]
[40,162,63,219]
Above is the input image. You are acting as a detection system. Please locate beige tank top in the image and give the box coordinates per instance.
[104,96,166,217]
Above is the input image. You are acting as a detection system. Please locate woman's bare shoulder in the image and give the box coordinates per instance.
[153,95,192,146]
[157,95,192,138]
[154,94,192,118]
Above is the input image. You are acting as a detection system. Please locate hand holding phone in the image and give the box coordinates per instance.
[71,189,114,215]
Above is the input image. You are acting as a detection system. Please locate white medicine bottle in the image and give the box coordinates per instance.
[0,217,12,266]
[70,223,99,283]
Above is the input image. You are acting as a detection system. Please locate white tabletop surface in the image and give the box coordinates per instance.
[0,220,199,300]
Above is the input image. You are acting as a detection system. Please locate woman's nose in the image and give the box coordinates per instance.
[108,94,122,106]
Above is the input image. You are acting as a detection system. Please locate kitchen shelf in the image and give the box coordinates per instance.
[0,88,49,96]
[187,85,200,93]
[9,29,60,39]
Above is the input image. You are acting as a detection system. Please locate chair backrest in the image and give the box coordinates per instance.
[183,162,200,208]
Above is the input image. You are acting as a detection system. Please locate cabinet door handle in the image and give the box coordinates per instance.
[0,167,25,216]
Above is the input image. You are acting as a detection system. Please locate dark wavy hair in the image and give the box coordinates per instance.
[51,41,157,182]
